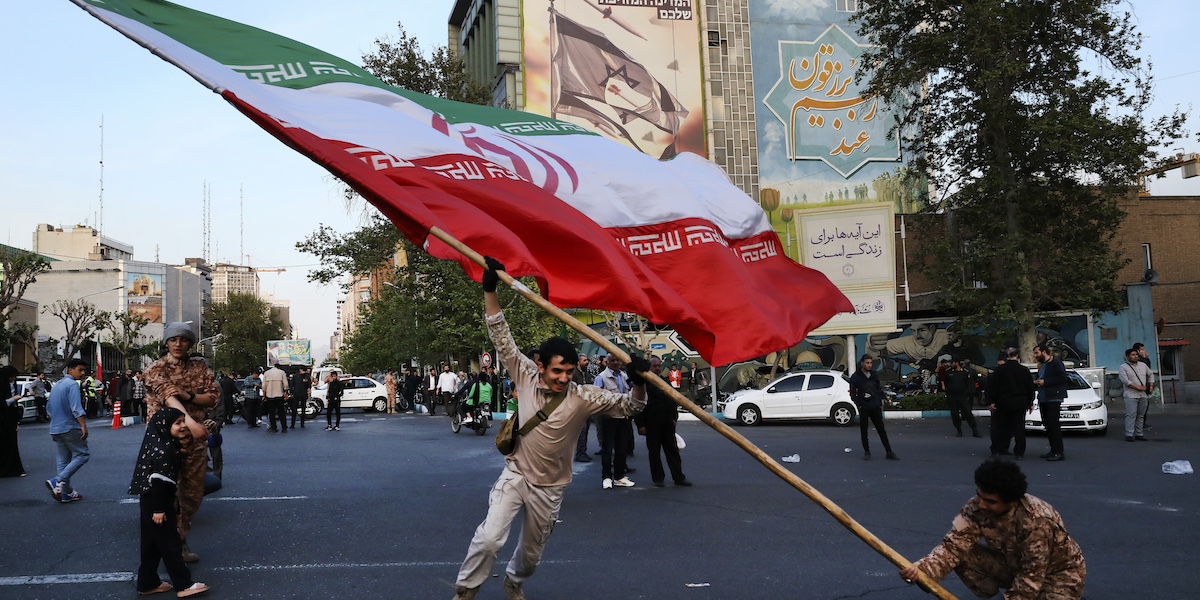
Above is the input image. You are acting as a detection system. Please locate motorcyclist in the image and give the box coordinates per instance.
[458,373,492,425]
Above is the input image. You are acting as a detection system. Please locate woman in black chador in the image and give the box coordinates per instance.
[0,365,27,478]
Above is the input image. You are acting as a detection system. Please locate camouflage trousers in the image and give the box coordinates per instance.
[176,435,208,540]
[956,544,1085,599]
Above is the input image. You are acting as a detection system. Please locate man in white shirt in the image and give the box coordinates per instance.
[436,365,459,417]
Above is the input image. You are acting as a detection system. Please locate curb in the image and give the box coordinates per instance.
[680,409,991,423]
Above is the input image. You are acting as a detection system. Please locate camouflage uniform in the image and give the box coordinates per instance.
[914,494,1085,599]
[143,354,219,541]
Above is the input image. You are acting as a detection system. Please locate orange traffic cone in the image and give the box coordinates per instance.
[112,401,122,429]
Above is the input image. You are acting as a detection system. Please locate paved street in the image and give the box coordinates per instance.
[2,408,1197,599]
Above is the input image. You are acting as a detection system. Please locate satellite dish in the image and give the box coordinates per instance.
[1143,269,1159,284]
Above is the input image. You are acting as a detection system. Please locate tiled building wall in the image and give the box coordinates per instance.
[701,0,758,200]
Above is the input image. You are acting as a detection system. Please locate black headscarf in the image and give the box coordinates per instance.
[129,407,185,495]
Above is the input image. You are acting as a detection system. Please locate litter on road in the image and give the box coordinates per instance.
[1162,460,1193,475]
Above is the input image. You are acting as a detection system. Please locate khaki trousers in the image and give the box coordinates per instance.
[455,463,565,589]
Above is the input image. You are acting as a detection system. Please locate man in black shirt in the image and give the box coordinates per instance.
[849,355,897,460]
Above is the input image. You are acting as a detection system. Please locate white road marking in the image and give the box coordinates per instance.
[0,560,581,586]
[0,573,133,586]
[118,495,308,504]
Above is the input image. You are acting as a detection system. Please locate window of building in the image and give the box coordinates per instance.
[1142,243,1152,271]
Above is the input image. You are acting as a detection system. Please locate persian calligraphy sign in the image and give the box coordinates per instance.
[761,24,899,178]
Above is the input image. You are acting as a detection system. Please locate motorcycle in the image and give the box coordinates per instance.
[451,401,491,436]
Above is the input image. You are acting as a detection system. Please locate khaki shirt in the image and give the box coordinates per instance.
[915,494,1086,599]
[488,311,644,487]
[261,367,288,398]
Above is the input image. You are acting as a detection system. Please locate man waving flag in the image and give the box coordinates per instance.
[69,0,851,365]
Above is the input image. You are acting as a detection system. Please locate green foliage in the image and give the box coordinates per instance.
[205,292,284,375]
[0,246,51,357]
[339,239,568,374]
[361,24,493,105]
[295,214,403,287]
[852,1,1187,351]
[887,393,947,412]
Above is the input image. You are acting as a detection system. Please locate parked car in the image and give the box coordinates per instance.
[1025,368,1108,435]
[308,375,388,415]
[721,369,857,427]
[12,380,39,423]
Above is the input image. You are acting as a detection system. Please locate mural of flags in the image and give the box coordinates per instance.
[68,0,851,366]
[550,10,688,158]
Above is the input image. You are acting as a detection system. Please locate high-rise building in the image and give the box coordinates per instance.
[211,263,260,305]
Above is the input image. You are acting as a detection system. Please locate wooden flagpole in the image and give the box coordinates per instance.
[428,226,954,599]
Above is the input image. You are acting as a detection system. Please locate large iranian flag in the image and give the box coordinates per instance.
[72,0,851,365]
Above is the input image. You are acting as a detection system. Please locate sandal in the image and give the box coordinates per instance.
[138,582,173,595]
[177,582,209,598]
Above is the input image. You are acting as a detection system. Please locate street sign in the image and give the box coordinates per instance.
[481,352,492,368]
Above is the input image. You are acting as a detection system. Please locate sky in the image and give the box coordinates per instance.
[1,1,1197,364]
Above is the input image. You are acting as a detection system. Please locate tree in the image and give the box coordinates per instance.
[43,299,110,368]
[361,24,493,105]
[294,214,402,288]
[107,311,151,371]
[338,239,566,374]
[852,1,1186,357]
[205,292,283,375]
[0,245,51,356]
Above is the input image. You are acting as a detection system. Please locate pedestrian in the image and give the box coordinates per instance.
[289,367,312,428]
[261,364,288,433]
[1,365,28,477]
[403,367,418,414]
[943,359,981,438]
[668,364,682,390]
[143,322,219,564]
[218,373,238,426]
[129,406,210,598]
[987,348,1035,460]
[899,459,1086,598]
[31,372,49,423]
[46,358,91,503]
[324,371,344,431]
[1133,342,1153,430]
[848,355,898,460]
[242,370,263,427]
[205,380,226,482]
[451,258,648,600]
[437,365,459,417]
[384,369,397,414]
[571,354,593,463]
[1032,343,1068,461]
[689,361,709,403]
[133,371,147,421]
[1118,348,1153,442]
[634,357,691,487]
[594,353,636,488]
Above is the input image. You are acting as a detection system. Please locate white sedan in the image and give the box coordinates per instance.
[1025,369,1108,435]
[308,376,389,415]
[721,369,857,427]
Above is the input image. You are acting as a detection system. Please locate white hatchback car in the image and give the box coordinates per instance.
[309,376,389,415]
[721,370,857,427]
[1025,369,1108,435]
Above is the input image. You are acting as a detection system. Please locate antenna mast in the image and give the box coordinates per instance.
[239,185,245,265]
[98,115,105,236]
